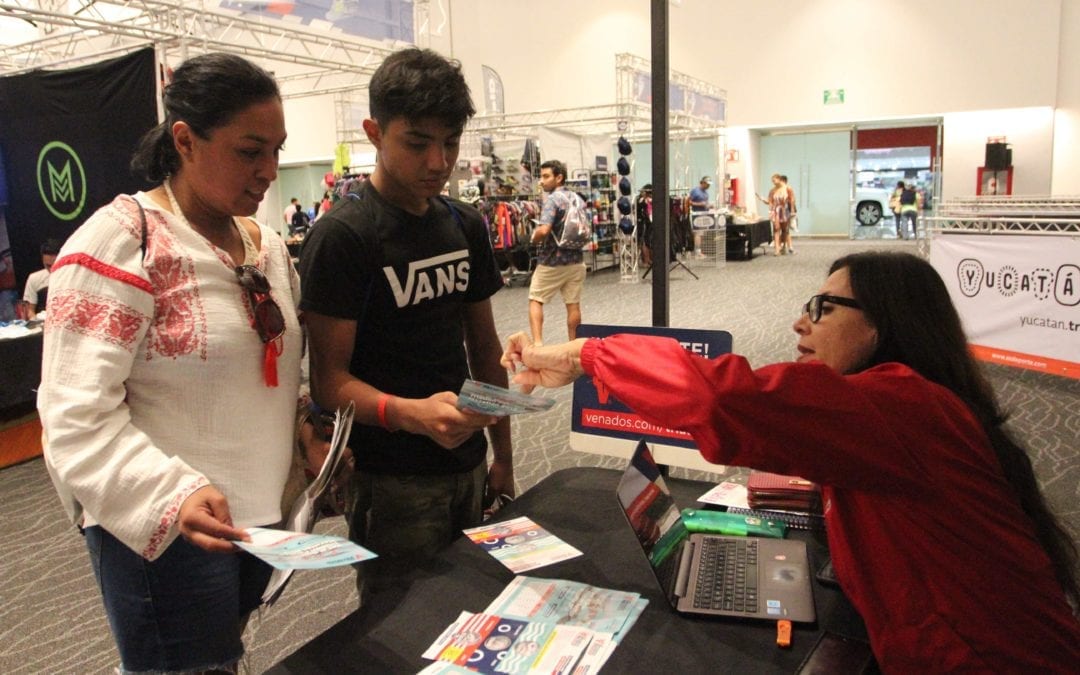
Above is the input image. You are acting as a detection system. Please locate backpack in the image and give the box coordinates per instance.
[290,209,311,234]
[554,192,592,249]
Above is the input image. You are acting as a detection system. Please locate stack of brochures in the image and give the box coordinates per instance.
[419,576,647,674]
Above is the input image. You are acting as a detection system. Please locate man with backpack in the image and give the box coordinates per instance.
[529,159,589,344]
[289,204,311,236]
[898,182,923,239]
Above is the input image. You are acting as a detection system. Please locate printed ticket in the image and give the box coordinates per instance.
[456,379,556,416]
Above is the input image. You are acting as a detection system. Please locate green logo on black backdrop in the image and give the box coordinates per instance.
[37,141,87,221]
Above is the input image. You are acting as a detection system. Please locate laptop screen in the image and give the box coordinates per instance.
[616,440,689,568]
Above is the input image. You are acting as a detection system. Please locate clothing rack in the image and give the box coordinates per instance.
[476,196,542,288]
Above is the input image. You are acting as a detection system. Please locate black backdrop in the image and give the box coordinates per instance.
[0,48,156,293]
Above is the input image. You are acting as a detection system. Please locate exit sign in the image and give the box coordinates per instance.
[823,89,845,105]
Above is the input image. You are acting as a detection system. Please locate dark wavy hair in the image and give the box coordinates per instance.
[540,160,567,183]
[832,251,1078,607]
[130,53,280,183]
[368,48,475,130]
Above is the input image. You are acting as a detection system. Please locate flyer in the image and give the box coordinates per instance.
[484,576,645,639]
[422,611,599,675]
[697,480,750,509]
[235,527,376,570]
[456,379,556,416]
[463,516,582,573]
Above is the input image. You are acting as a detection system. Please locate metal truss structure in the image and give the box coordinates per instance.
[0,0,398,99]
[926,196,1080,232]
[614,53,726,136]
[921,195,1080,257]
[617,228,639,283]
[454,52,728,152]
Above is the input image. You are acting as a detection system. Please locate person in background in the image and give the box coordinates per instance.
[780,175,797,255]
[635,183,654,267]
[889,181,905,237]
[757,173,794,255]
[37,53,302,673]
[501,251,1080,673]
[689,175,711,258]
[283,196,299,227]
[898,181,923,239]
[528,159,588,345]
[290,202,311,236]
[299,47,513,596]
[21,237,60,319]
[317,190,332,221]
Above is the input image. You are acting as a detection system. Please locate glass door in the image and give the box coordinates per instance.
[760,131,851,236]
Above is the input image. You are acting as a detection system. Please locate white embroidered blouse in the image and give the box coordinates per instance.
[38,193,302,560]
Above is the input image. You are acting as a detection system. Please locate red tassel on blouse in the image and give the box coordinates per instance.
[263,339,281,387]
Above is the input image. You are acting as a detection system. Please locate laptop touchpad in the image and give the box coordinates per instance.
[764,559,807,587]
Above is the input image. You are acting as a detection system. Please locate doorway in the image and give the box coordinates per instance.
[759,131,851,237]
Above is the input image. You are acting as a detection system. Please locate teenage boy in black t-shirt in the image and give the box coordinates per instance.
[299,48,513,593]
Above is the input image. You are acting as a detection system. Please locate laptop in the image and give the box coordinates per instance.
[616,440,816,622]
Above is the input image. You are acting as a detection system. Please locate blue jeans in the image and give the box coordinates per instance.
[84,526,271,673]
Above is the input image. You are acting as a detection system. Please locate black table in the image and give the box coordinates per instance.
[270,467,868,674]
[726,219,772,260]
[0,329,42,410]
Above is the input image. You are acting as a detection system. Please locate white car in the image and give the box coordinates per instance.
[853,186,894,226]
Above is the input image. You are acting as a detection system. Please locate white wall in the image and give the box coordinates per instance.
[280,94,338,165]
[942,107,1055,197]
[671,0,1062,127]
[1052,0,1080,194]
[446,0,1062,125]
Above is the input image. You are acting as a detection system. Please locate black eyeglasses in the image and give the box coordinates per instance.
[802,294,862,323]
[235,265,285,343]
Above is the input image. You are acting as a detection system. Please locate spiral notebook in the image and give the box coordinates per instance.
[721,507,824,531]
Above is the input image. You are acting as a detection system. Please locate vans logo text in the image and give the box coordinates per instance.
[383,250,470,308]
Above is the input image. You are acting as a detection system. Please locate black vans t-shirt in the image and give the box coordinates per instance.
[299,181,503,475]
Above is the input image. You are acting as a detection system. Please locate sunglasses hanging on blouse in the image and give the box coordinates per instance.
[235,264,286,387]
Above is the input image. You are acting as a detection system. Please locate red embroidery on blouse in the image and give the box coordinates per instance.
[143,216,209,362]
[142,476,210,559]
[52,253,153,295]
[46,290,149,351]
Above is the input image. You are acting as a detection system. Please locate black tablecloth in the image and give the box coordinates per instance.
[726,219,772,260]
[0,330,42,410]
[269,467,868,674]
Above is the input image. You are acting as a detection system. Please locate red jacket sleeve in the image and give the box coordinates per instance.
[579,335,989,493]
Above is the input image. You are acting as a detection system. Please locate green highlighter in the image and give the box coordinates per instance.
[681,508,788,539]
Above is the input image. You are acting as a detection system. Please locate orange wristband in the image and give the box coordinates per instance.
[377,393,393,431]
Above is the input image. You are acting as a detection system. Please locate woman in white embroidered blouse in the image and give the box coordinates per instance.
[37,53,302,673]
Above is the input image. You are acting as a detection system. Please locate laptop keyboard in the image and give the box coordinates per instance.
[692,538,759,613]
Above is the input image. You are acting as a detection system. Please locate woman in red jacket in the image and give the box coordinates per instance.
[501,251,1079,672]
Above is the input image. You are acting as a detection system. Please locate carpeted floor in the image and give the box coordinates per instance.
[1,238,1076,674]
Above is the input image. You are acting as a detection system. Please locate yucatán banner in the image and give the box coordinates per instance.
[569,324,733,472]
[0,48,156,294]
[929,232,1080,379]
